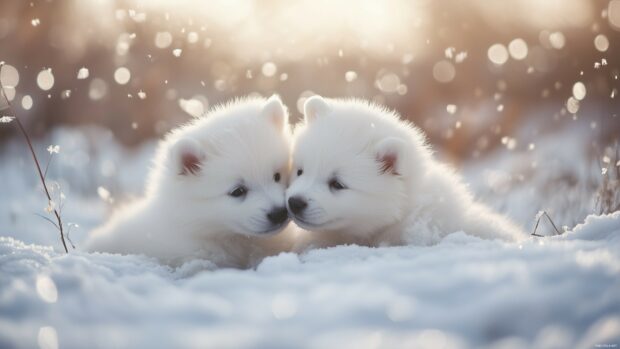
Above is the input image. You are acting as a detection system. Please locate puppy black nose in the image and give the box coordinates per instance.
[267,207,288,225]
[288,196,308,215]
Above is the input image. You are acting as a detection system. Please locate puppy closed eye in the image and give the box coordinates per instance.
[297,168,303,176]
[328,178,346,191]
[274,172,281,182]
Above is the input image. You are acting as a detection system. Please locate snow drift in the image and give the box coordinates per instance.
[1,212,619,349]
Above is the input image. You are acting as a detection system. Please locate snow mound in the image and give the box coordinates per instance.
[563,211,620,242]
[1,213,619,349]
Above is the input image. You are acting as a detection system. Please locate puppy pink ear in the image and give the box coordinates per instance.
[170,138,205,176]
[375,137,409,176]
[262,94,288,132]
[303,95,331,123]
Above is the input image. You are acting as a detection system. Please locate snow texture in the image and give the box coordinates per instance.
[1,127,619,348]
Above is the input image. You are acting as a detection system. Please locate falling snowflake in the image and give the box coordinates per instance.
[345,71,358,82]
[47,145,60,154]
[77,67,89,80]
[446,104,457,114]
[137,90,147,99]
[0,116,15,123]
[444,47,455,59]
[172,49,183,57]
[178,98,205,118]
[97,186,111,202]
[455,51,468,63]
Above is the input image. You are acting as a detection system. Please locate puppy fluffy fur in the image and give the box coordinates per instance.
[84,96,293,268]
[286,96,526,250]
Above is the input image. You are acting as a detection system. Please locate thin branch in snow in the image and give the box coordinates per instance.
[0,63,69,253]
[66,223,78,249]
[596,141,620,215]
[43,153,55,180]
[34,213,60,230]
[531,210,562,237]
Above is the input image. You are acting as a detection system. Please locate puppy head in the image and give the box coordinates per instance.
[287,96,420,237]
[156,95,291,236]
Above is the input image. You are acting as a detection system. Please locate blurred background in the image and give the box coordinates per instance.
[0,0,619,240]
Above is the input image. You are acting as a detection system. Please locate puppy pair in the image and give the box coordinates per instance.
[85,95,525,267]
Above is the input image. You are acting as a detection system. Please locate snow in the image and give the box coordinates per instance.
[462,118,601,231]
[1,126,619,348]
[1,214,619,348]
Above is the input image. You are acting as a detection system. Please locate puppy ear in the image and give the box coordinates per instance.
[374,137,409,176]
[170,138,206,176]
[262,94,288,132]
[303,95,331,123]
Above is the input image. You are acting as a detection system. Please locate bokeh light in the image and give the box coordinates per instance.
[114,67,131,85]
[609,0,620,30]
[488,44,509,65]
[433,60,456,83]
[594,34,610,52]
[0,63,19,87]
[549,32,566,49]
[508,38,528,60]
[572,82,587,101]
[36,69,54,91]
[37,326,59,349]
[36,275,58,303]
[89,78,108,100]
[21,95,33,110]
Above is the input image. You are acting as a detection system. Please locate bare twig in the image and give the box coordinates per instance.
[66,223,77,249]
[0,63,68,253]
[34,213,60,230]
[595,141,620,215]
[531,210,562,237]
[43,153,54,180]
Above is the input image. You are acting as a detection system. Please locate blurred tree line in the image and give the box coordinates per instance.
[0,0,618,161]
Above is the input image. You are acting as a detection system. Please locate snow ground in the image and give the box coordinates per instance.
[1,126,619,349]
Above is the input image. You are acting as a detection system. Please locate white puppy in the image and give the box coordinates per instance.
[286,96,525,250]
[85,96,293,268]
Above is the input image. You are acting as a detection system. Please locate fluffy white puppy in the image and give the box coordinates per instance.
[85,96,293,268]
[286,96,525,249]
